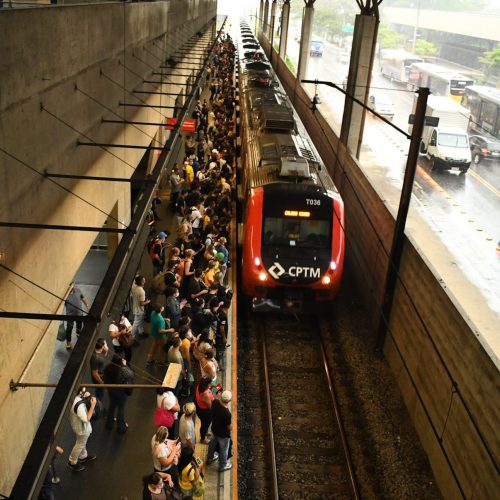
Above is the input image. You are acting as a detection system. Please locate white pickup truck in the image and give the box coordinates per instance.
[412,95,472,175]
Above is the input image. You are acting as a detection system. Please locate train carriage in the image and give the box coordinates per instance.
[237,23,345,311]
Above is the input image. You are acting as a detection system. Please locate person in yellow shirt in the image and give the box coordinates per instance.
[178,447,204,497]
[203,259,218,288]
[184,161,194,186]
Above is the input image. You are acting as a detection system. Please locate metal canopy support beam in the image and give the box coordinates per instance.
[133,90,192,96]
[44,173,133,182]
[376,87,430,351]
[0,222,131,233]
[77,140,165,150]
[119,102,176,109]
[11,382,166,390]
[102,118,169,127]
[160,62,201,67]
[176,49,206,54]
[143,79,187,85]
[0,312,92,321]
[171,54,205,59]
[9,15,227,498]
[152,72,194,77]
[157,66,201,71]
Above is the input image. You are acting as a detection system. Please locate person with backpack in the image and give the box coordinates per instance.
[68,390,98,472]
[149,232,168,277]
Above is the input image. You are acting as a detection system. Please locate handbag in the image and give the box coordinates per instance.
[153,396,175,427]
[118,331,134,348]
[57,322,66,341]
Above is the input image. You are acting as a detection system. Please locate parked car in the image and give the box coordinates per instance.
[469,135,500,164]
[368,94,395,120]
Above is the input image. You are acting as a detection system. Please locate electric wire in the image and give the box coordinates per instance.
[99,70,166,146]
[42,102,136,171]
[0,263,88,316]
[0,144,127,229]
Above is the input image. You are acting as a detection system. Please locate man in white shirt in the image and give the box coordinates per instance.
[179,402,196,450]
[131,275,150,339]
[68,390,97,472]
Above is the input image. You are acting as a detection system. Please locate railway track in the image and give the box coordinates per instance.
[238,314,359,499]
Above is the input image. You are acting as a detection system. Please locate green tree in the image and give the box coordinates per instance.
[481,43,500,70]
[414,39,438,56]
[384,0,486,10]
[314,5,342,37]
[377,24,405,49]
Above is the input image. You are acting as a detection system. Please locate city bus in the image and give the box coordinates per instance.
[407,62,474,102]
[461,85,500,140]
[379,49,423,83]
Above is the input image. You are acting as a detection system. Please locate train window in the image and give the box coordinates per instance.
[263,217,330,248]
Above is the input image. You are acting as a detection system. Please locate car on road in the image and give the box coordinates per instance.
[469,135,500,164]
[310,40,325,57]
[368,94,395,120]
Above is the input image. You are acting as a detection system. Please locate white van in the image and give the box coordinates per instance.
[412,96,472,175]
[425,127,471,174]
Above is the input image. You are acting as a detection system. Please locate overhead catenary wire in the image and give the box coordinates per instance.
[99,70,166,147]
[41,102,136,172]
[0,145,128,229]
[0,263,88,316]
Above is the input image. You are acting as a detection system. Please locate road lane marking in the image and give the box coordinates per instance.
[468,169,500,198]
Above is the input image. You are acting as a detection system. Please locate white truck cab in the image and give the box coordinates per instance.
[412,95,471,175]
[425,127,471,174]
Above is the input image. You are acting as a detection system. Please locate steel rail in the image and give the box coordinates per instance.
[317,329,361,499]
[261,325,279,500]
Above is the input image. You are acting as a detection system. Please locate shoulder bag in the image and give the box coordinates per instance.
[153,396,175,428]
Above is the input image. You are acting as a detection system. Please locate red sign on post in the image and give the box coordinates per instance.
[165,118,197,132]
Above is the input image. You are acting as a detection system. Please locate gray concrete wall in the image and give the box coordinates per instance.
[0,0,216,493]
[260,36,499,499]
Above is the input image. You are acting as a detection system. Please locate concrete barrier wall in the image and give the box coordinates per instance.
[0,1,216,493]
[261,38,499,499]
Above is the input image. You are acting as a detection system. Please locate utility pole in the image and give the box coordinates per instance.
[375,87,430,352]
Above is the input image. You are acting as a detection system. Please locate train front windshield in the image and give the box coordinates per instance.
[263,217,331,249]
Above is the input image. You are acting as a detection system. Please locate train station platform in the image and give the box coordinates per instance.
[45,178,237,500]
[34,33,238,499]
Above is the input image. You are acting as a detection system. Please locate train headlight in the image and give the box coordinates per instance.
[322,275,331,285]
[254,257,261,267]
[258,272,267,282]
[328,261,337,274]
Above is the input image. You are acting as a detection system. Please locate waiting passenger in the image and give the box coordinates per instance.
[195,377,215,445]
[151,426,181,488]
[103,354,134,434]
[141,472,174,500]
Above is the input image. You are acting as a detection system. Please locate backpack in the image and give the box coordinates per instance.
[148,236,161,260]
[152,271,167,294]
[74,396,102,422]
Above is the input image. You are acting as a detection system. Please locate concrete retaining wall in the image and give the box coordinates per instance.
[0,1,216,493]
[261,37,499,499]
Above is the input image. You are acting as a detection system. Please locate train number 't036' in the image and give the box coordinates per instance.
[306,199,321,206]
